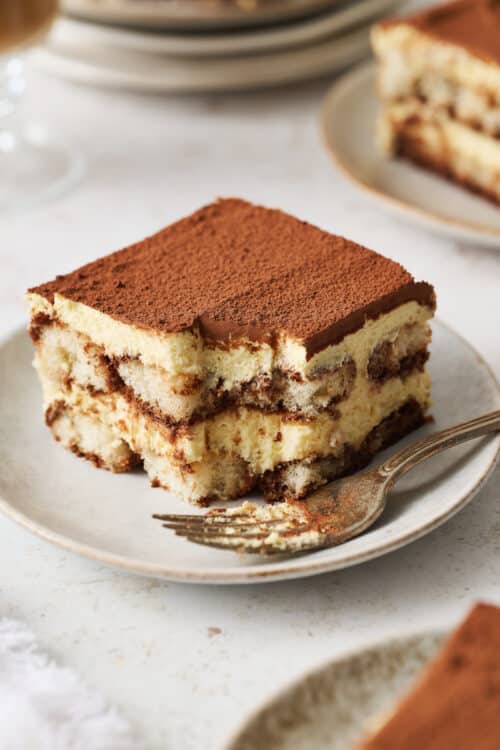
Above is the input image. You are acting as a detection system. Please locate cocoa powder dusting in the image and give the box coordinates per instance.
[382,0,500,65]
[29,199,434,356]
[363,603,500,749]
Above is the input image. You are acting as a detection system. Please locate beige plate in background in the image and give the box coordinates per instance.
[33,25,371,93]
[223,631,444,750]
[51,0,402,58]
[62,0,341,30]
[0,320,498,584]
[321,64,500,248]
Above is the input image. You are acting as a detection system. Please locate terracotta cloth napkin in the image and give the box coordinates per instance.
[0,619,138,750]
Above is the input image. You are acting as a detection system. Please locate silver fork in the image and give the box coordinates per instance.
[153,411,500,556]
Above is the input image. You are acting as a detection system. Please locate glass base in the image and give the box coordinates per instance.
[0,121,84,212]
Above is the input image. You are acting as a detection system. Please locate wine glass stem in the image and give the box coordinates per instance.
[0,55,25,145]
[0,48,83,211]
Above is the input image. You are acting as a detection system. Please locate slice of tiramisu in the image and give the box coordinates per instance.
[372,0,500,204]
[359,602,500,749]
[28,198,435,506]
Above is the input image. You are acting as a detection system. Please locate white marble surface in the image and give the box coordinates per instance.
[1,57,499,750]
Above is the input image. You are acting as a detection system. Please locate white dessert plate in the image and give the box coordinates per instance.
[223,631,445,750]
[52,0,402,58]
[62,0,342,31]
[321,64,500,248]
[33,25,371,92]
[0,320,498,584]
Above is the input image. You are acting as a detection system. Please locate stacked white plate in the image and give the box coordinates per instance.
[33,0,403,93]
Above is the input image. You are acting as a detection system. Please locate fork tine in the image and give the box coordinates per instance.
[162,522,252,534]
[158,518,253,532]
[154,508,317,555]
[182,534,285,555]
[173,523,311,540]
[153,512,249,524]
[181,535,252,552]
[160,518,305,533]
[158,516,254,529]
[205,515,303,527]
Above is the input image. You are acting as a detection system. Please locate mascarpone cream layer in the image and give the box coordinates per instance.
[28,291,432,385]
[372,24,500,97]
[39,366,430,475]
[380,99,500,181]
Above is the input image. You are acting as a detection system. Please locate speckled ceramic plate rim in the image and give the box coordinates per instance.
[62,0,341,30]
[220,628,447,750]
[34,26,370,94]
[0,320,498,584]
[321,63,500,248]
[53,0,402,58]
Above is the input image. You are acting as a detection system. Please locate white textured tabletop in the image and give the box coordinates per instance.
[1,61,499,750]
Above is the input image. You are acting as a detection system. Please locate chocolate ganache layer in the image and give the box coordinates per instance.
[381,0,500,65]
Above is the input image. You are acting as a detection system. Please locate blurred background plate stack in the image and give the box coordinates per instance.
[33,0,404,93]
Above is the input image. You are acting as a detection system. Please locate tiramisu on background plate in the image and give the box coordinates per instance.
[28,198,435,506]
[359,602,500,749]
[372,0,500,205]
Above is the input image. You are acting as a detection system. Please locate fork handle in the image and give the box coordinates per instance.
[379,409,500,483]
